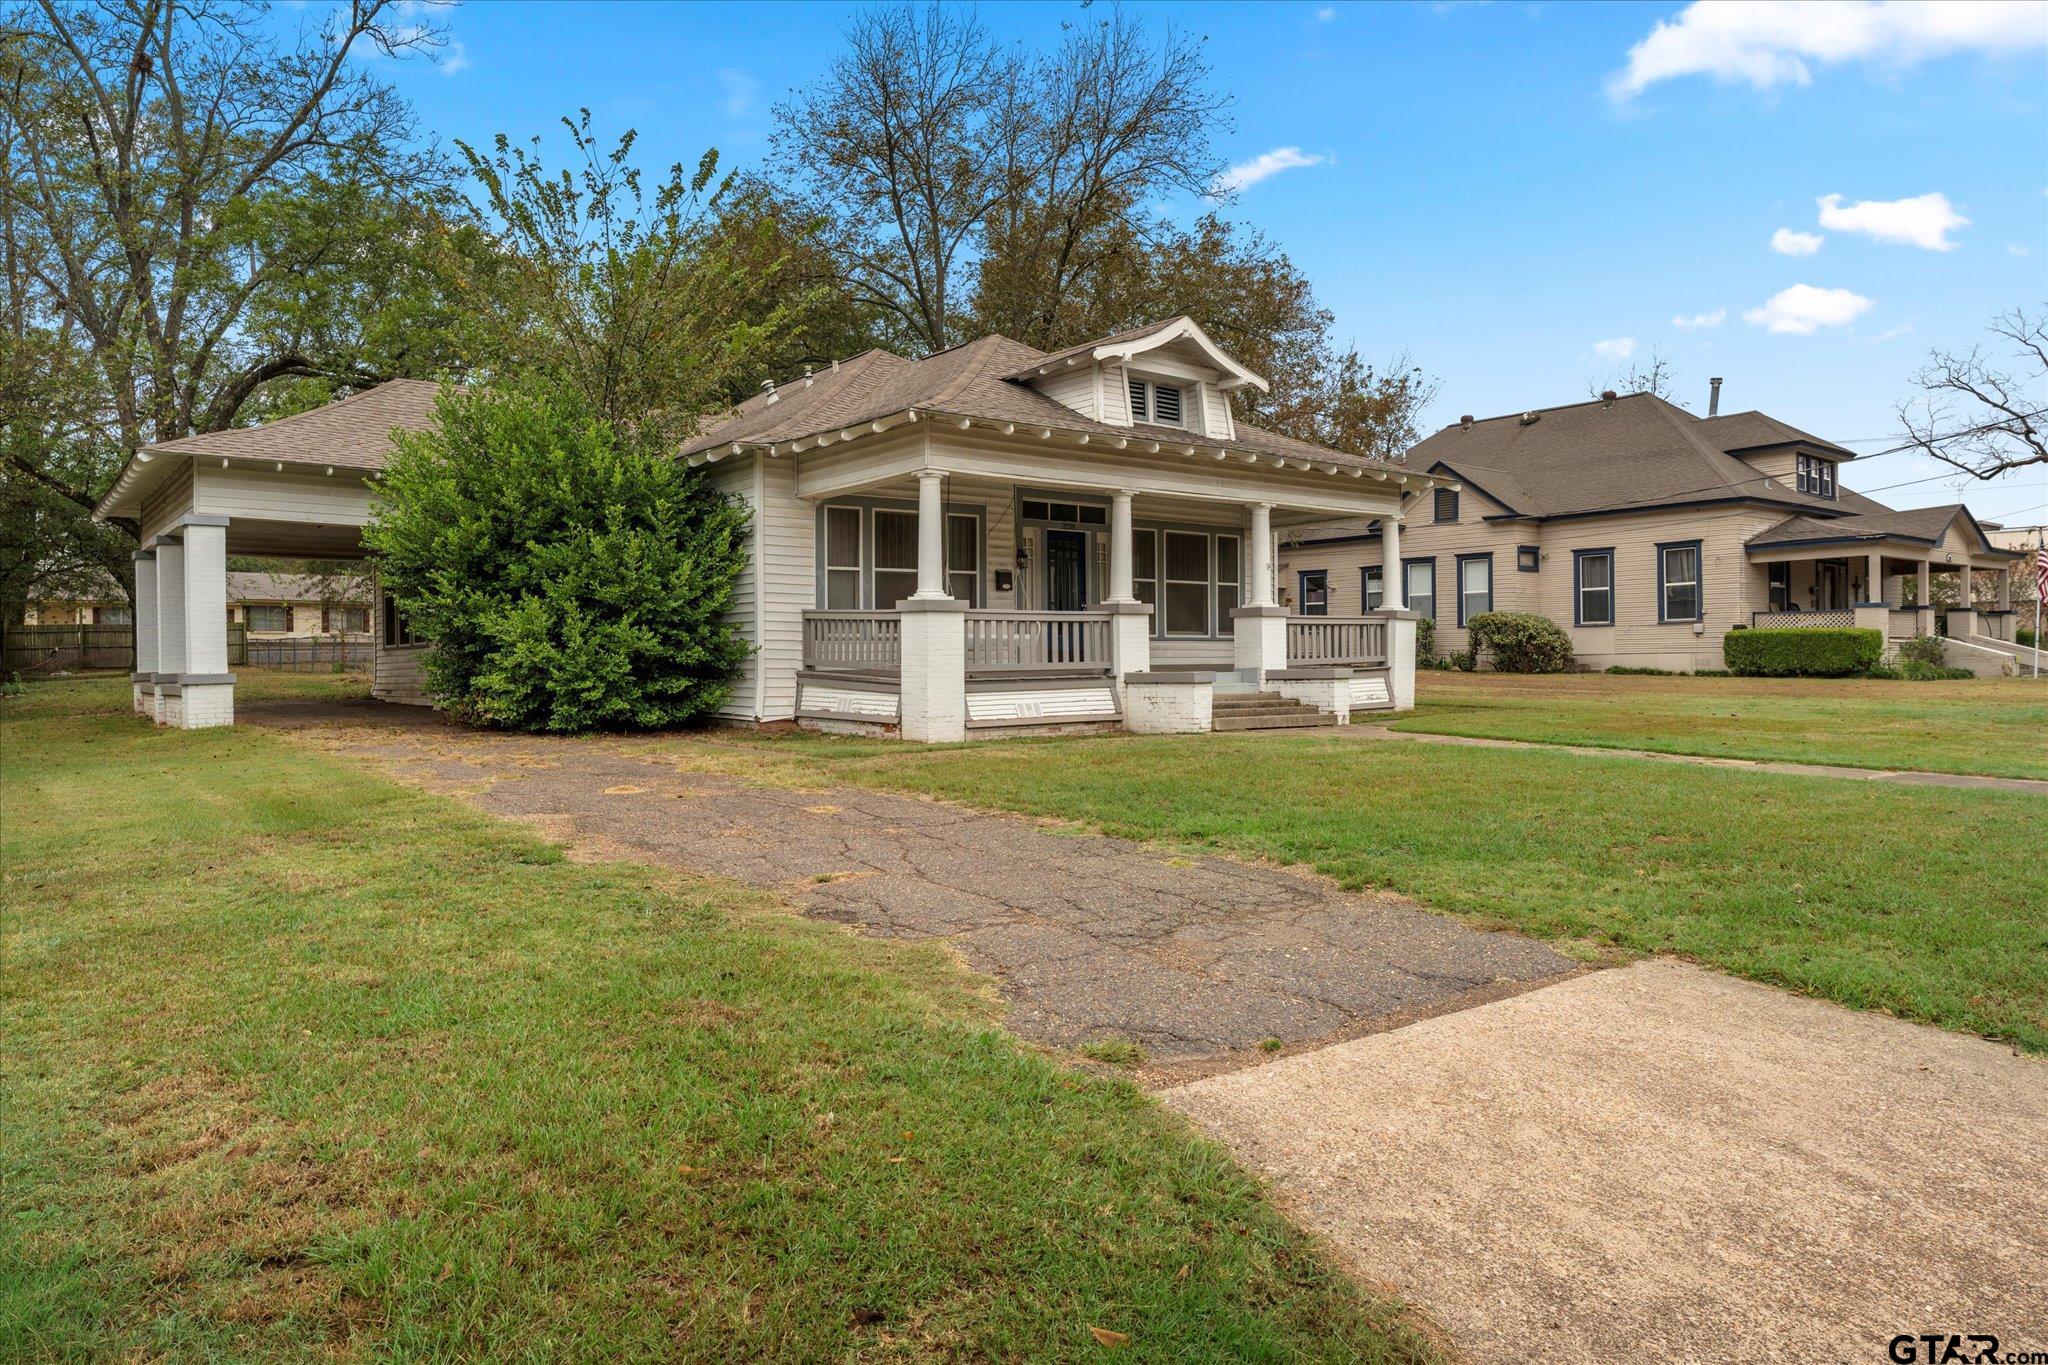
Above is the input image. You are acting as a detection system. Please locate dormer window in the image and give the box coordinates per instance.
[1128,377,1183,427]
[1796,453,1836,499]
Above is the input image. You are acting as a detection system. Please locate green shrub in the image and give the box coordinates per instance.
[1465,611,1574,673]
[1723,627,1883,677]
[1604,665,1674,676]
[1899,659,1974,681]
[1450,649,1476,672]
[2021,625,2040,648]
[365,383,751,733]
[1896,634,1946,666]
[1417,616,1435,659]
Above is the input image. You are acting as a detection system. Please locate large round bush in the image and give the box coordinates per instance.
[1465,611,1575,673]
[365,383,750,732]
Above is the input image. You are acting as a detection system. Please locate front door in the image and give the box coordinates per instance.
[1045,530,1087,611]
[1817,561,1847,610]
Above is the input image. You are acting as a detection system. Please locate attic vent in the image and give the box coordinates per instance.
[1519,411,1540,426]
[1600,389,1617,406]
[1153,384,1182,424]
[762,379,779,406]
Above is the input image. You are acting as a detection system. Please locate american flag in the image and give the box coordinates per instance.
[2037,544,2048,603]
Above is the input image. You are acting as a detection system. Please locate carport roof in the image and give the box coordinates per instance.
[137,379,443,471]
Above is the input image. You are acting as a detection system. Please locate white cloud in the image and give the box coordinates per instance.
[440,40,469,75]
[1770,227,1824,255]
[1315,5,1337,20]
[1672,309,1727,330]
[1608,0,2048,101]
[1215,146,1328,195]
[1743,284,1874,335]
[1593,337,1638,361]
[1816,191,1968,250]
[1871,322,1915,342]
[717,68,760,118]
[2011,242,2035,257]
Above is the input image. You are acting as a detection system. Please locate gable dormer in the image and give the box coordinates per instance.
[1005,316,1269,441]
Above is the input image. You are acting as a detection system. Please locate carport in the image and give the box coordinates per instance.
[93,380,439,727]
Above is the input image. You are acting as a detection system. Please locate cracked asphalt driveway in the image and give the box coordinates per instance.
[252,699,1574,1064]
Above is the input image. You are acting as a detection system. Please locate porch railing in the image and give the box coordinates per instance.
[1888,609,1923,638]
[802,610,901,672]
[1976,611,2015,642]
[964,610,1112,676]
[1749,610,1854,629]
[1286,615,1388,666]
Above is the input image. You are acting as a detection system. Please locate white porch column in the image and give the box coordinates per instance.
[1107,491,1135,602]
[912,471,948,600]
[131,549,158,716]
[1862,551,1884,604]
[174,515,234,728]
[897,598,966,743]
[1232,502,1287,683]
[1382,509,1404,609]
[1101,489,1152,697]
[1951,567,1978,638]
[153,534,186,724]
[1915,559,1935,635]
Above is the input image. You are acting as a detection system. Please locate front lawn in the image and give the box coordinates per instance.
[676,729,2048,1053]
[1392,671,2048,779]
[1,679,1431,1362]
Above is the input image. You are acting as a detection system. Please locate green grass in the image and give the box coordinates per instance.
[1391,671,2048,779]
[1,678,1434,1363]
[664,729,2048,1054]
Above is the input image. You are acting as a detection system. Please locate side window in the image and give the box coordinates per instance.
[1456,555,1492,625]
[1362,565,1383,611]
[823,505,862,609]
[1574,550,1613,626]
[1298,570,1329,616]
[1404,560,1435,622]
[1214,535,1240,626]
[1659,542,1702,622]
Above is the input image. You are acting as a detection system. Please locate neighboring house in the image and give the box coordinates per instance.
[94,323,1449,732]
[21,596,131,627]
[226,571,372,638]
[1279,390,2029,673]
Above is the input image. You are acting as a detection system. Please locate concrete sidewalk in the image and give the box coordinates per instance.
[1166,960,2048,1362]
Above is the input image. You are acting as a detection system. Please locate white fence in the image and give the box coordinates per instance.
[1285,616,1388,665]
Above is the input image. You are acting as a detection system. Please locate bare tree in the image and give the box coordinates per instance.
[1588,346,1680,405]
[1897,305,2048,479]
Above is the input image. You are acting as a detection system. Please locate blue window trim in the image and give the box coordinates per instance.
[1400,556,1436,620]
[1433,488,1459,524]
[1454,551,1493,626]
[1571,547,1615,627]
[1516,544,1541,573]
[1655,538,1704,623]
[1297,569,1330,616]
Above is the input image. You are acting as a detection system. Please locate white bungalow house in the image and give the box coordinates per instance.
[94,318,1445,735]
[680,318,1445,739]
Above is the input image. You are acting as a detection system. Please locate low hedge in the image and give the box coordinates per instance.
[1723,626,1883,677]
[1465,611,1575,673]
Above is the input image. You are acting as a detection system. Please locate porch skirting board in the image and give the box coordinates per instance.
[965,676,1118,728]
[795,671,902,726]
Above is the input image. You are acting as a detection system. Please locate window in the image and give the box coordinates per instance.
[1796,453,1837,499]
[1163,531,1210,635]
[1298,569,1329,616]
[1132,529,1158,614]
[327,605,370,634]
[1658,541,1702,622]
[1434,488,1459,523]
[1214,534,1240,626]
[1456,554,1492,625]
[1362,565,1384,611]
[1573,549,1614,626]
[1517,545,1541,573]
[872,509,918,607]
[1020,498,1104,526]
[1767,562,1792,612]
[1403,559,1435,622]
[381,592,421,647]
[246,604,289,634]
[97,605,133,626]
[1127,377,1185,427]
[946,512,981,606]
[823,505,862,608]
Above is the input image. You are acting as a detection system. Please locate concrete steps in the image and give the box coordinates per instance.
[1211,692,1339,732]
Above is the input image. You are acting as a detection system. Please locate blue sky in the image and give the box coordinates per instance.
[354,0,2047,526]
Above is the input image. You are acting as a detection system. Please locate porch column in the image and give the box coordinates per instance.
[1103,489,1150,695]
[1998,564,2013,611]
[173,515,234,728]
[1862,551,1884,605]
[1915,559,1935,636]
[153,534,186,725]
[1232,502,1287,683]
[1951,567,1978,639]
[912,471,948,600]
[1382,509,1404,609]
[131,549,158,716]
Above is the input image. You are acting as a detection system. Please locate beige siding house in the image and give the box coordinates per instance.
[225,572,371,638]
[1281,392,2029,672]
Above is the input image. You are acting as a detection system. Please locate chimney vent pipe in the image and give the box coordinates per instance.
[1709,377,1724,417]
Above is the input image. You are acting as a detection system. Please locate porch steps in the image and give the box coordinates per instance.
[1211,692,1338,732]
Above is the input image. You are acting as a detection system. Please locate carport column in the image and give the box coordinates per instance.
[131,549,158,716]
[152,534,185,724]
[172,514,234,728]
[1382,510,1404,609]
[1231,502,1287,684]
[1105,490,1151,699]
[1915,559,1935,636]
[897,597,967,743]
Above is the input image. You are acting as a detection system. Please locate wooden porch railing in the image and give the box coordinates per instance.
[964,610,1112,676]
[1749,610,1854,629]
[1286,615,1388,665]
[801,610,901,672]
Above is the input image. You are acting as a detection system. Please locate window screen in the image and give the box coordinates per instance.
[872,509,918,608]
[824,505,862,608]
[946,512,980,606]
[246,605,288,633]
[1163,531,1209,635]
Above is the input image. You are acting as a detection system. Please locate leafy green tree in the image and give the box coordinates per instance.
[365,384,750,733]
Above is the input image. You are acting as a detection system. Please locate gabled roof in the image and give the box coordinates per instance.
[1702,410,1856,460]
[227,571,370,604]
[1395,393,1881,521]
[1001,315,1270,392]
[680,330,1399,475]
[138,379,443,471]
[1747,504,2015,555]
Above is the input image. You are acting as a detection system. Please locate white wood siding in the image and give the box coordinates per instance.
[709,455,763,721]
[1033,368,1098,422]
[192,463,374,525]
[754,455,812,722]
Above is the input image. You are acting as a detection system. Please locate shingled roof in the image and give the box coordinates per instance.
[679,332,1399,474]
[1400,393,1879,521]
[138,379,443,471]
[1747,504,2006,552]
[1700,410,1856,460]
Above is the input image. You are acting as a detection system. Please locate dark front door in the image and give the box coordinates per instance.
[1045,530,1087,611]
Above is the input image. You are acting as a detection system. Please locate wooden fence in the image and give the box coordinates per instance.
[3,624,372,674]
